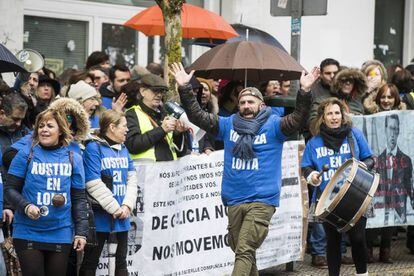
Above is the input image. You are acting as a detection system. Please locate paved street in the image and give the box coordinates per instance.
[260,232,414,275]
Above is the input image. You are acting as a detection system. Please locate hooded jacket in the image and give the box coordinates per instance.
[48,97,90,142]
[309,68,367,124]
[363,93,406,114]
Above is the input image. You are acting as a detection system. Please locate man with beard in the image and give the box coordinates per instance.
[100,65,131,110]
[170,62,319,276]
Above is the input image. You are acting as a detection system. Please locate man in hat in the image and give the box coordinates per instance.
[170,62,319,276]
[125,73,188,162]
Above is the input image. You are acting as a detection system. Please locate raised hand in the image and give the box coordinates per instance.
[169,62,195,87]
[112,92,128,112]
[300,67,320,92]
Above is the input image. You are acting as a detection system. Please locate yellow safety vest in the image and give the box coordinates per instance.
[127,105,177,161]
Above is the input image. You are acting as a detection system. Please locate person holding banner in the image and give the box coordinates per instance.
[79,110,138,276]
[170,62,319,276]
[302,98,374,276]
[5,109,88,276]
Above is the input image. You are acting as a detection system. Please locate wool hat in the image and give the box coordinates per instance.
[140,73,168,91]
[196,77,212,92]
[238,87,264,102]
[67,80,98,102]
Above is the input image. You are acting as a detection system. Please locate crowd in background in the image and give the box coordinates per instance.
[0,48,413,275]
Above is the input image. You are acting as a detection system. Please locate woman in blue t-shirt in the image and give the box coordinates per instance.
[302,98,374,276]
[5,109,89,276]
[80,110,137,275]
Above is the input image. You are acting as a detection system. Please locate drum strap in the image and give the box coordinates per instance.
[347,131,356,158]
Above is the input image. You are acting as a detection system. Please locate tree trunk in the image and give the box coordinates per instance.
[156,0,184,102]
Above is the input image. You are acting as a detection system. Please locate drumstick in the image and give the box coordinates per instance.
[317,164,329,179]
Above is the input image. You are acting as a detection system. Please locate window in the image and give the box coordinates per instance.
[102,23,138,67]
[374,0,405,68]
[24,16,88,75]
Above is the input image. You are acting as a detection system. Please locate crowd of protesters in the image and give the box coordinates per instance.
[0,47,413,276]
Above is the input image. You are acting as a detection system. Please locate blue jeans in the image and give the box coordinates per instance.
[310,222,347,256]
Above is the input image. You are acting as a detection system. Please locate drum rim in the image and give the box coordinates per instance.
[337,172,380,232]
[314,158,359,218]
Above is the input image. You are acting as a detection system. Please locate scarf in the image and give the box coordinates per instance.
[320,124,351,153]
[232,107,272,160]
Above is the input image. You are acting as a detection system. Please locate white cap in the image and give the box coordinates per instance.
[68,80,98,102]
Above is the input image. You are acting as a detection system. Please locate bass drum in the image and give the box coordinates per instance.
[315,158,379,232]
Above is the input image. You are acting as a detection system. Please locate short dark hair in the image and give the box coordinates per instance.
[109,64,130,83]
[67,71,95,87]
[391,69,413,93]
[320,58,340,72]
[385,114,399,130]
[0,93,28,115]
[405,64,414,77]
[88,65,108,75]
[146,62,163,77]
[85,51,109,69]
[121,81,144,109]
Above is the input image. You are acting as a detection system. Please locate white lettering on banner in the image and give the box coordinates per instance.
[96,141,304,276]
[231,157,259,170]
[101,157,128,170]
[31,162,71,176]
[315,143,350,158]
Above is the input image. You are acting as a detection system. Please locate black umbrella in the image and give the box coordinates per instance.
[191,23,287,52]
[0,44,27,73]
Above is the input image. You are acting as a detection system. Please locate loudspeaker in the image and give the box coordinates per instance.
[15,49,44,73]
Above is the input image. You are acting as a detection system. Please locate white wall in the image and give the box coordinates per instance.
[0,0,25,85]
[217,0,375,70]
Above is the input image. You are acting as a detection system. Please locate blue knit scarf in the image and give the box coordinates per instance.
[232,107,272,160]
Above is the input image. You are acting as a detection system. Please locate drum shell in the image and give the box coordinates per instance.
[315,159,379,232]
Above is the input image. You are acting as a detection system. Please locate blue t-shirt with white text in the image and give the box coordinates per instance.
[83,140,135,233]
[217,114,286,207]
[8,145,85,243]
[301,127,372,202]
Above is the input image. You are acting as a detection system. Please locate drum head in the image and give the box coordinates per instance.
[315,159,356,217]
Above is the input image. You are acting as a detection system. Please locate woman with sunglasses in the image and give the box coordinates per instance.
[330,68,367,115]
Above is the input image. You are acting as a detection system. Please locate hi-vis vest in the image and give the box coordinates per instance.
[127,105,177,161]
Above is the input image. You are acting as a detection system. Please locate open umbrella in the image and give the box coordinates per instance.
[188,40,304,84]
[192,23,287,52]
[0,44,27,73]
[124,4,238,40]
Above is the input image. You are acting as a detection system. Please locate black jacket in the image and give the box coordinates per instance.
[177,84,312,138]
[125,101,187,161]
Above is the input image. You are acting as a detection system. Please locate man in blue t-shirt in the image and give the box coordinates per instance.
[170,62,319,276]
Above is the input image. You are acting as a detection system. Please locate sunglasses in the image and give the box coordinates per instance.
[340,78,354,84]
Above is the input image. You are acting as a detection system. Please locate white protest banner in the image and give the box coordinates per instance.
[96,141,305,276]
[353,111,414,228]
